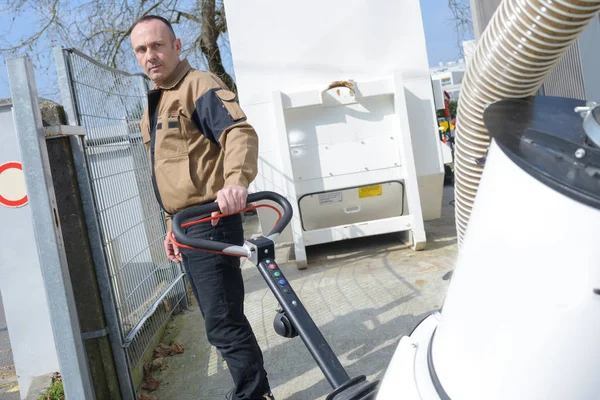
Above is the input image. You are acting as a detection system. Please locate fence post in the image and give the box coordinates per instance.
[44,101,123,399]
[53,47,137,400]
[7,55,96,400]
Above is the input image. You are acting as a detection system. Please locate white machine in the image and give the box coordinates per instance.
[378,96,600,399]
[223,0,445,266]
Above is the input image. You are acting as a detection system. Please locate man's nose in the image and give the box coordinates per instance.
[147,48,157,62]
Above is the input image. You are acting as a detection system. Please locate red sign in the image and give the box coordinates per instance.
[0,162,28,208]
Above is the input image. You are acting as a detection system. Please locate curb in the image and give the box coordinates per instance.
[25,373,55,400]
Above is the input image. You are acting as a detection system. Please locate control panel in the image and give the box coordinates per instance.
[261,259,297,301]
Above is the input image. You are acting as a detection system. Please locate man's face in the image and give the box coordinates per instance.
[131,19,182,86]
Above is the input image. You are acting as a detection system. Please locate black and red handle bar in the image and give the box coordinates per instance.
[170,191,293,257]
[169,190,379,399]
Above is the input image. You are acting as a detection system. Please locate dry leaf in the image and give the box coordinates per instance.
[137,394,158,400]
[151,357,164,369]
[142,362,161,391]
[153,343,184,358]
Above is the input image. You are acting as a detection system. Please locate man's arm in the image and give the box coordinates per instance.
[192,73,259,218]
[220,121,259,187]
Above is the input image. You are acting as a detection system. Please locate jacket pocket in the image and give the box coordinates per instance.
[154,115,187,158]
[140,118,151,151]
[215,89,246,121]
[154,154,199,213]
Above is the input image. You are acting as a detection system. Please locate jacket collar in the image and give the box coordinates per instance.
[154,58,192,90]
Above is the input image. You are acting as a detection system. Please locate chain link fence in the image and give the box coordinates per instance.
[58,48,187,371]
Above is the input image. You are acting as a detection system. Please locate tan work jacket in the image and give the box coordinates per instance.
[140,59,258,224]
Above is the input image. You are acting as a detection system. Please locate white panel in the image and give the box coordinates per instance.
[298,181,405,231]
[290,135,401,181]
[293,168,404,196]
[432,78,445,110]
[284,95,396,147]
[302,215,413,246]
[418,173,443,221]
[403,78,445,177]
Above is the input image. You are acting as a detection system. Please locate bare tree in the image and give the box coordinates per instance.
[447,0,474,57]
[0,0,236,92]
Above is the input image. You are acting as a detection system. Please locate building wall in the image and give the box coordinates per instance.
[541,42,586,100]
[578,15,600,101]
[469,0,502,40]
[430,62,466,101]
[469,0,600,101]
[451,70,465,85]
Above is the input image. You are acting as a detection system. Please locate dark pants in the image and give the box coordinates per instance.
[179,214,270,399]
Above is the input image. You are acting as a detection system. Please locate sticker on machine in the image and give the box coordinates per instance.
[358,184,383,199]
[318,191,343,205]
[0,161,28,208]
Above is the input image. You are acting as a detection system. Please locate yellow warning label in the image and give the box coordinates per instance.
[358,184,382,198]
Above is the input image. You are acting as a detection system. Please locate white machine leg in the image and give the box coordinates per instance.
[410,229,427,250]
[288,197,308,269]
[292,228,308,269]
[272,90,308,269]
[393,72,427,251]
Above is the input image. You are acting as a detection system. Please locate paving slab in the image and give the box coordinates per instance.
[138,186,457,400]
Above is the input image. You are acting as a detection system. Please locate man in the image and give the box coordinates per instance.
[130,15,273,400]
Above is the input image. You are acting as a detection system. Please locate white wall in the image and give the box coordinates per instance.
[0,104,60,398]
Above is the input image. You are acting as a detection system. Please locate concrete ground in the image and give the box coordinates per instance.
[0,293,18,400]
[138,186,457,400]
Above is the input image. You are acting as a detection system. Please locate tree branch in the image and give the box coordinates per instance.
[108,0,165,67]
[447,0,474,57]
[0,0,60,53]
[172,9,202,24]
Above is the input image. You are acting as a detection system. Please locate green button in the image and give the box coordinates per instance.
[274,272,281,277]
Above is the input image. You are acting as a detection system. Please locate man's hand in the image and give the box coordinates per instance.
[212,185,248,226]
[164,234,182,263]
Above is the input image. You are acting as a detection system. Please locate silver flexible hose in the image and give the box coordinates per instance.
[454,0,600,245]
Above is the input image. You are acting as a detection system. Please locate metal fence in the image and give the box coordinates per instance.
[55,48,187,381]
[539,41,587,101]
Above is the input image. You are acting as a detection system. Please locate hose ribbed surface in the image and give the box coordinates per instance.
[454,0,600,245]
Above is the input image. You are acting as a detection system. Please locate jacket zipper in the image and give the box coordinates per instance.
[147,89,170,216]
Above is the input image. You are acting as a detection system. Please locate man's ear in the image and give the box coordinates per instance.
[174,38,182,55]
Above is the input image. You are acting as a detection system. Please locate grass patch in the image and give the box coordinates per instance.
[39,373,64,400]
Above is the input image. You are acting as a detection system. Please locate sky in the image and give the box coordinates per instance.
[0,0,472,100]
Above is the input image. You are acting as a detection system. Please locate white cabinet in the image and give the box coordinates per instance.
[223,0,445,266]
